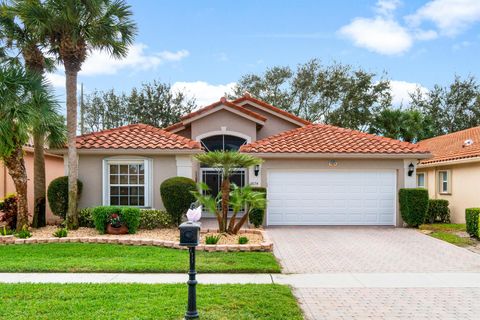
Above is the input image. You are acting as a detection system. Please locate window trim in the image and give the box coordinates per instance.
[416,172,426,188]
[438,170,451,195]
[102,157,153,208]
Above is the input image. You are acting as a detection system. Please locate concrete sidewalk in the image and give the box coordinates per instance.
[2,272,480,288]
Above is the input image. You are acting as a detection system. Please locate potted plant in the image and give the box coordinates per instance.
[106,212,128,235]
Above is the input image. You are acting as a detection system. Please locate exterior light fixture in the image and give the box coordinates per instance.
[408,162,415,177]
[254,164,260,177]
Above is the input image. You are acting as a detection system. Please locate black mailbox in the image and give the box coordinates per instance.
[179,221,201,246]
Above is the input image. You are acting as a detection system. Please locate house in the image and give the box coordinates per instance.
[51,94,430,227]
[0,146,65,223]
[417,126,480,223]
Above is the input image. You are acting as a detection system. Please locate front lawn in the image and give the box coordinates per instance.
[419,223,466,232]
[430,231,475,247]
[0,283,303,320]
[0,243,280,273]
[419,223,477,248]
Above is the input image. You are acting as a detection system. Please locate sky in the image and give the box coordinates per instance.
[46,0,480,108]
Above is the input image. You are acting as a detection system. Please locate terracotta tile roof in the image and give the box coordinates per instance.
[233,93,311,125]
[163,121,184,132]
[240,124,429,155]
[76,124,201,150]
[418,126,480,165]
[181,97,267,122]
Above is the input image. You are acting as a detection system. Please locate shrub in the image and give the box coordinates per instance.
[238,236,249,244]
[249,187,266,228]
[0,226,14,236]
[139,209,172,229]
[47,176,83,219]
[53,228,68,238]
[465,208,480,238]
[78,208,95,228]
[0,194,17,230]
[425,199,450,223]
[205,234,221,244]
[15,225,31,239]
[399,188,429,227]
[160,177,196,226]
[92,206,141,234]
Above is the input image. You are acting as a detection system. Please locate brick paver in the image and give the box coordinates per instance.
[267,226,480,273]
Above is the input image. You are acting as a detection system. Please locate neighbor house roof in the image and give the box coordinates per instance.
[418,126,480,165]
[240,124,430,157]
[74,124,201,151]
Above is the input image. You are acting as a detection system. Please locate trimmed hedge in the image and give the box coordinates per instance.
[139,209,172,229]
[425,199,450,223]
[399,188,429,227]
[466,208,480,238]
[160,177,196,226]
[92,206,140,234]
[0,194,17,230]
[78,208,95,228]
[47,176,83,219]
[249,187,267,228]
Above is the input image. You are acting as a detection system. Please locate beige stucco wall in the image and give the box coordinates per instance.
[258,158,407,227]
[418,161,480,223]
[77,153,178,210]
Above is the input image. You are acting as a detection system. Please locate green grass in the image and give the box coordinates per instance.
[419,223,466,232]
[0,283,303,320]
[430,231,475,247]
[0,243,280,273]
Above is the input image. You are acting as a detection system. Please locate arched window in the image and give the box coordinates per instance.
[200,135,247,152]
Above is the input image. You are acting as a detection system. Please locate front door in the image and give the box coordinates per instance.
[201,168,246,197]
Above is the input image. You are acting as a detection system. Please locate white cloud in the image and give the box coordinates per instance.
[390,80,428,105]
[171,81,236,107]
[406,0,480,36]
[45,73,66,88]
[413,29,438,40]
[375,0,402,17]
[80,43,189,76]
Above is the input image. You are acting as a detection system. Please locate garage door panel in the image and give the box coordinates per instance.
[267,170,395,226]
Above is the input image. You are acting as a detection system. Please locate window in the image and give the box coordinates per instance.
[416,173,426,188]
[438,170,451,194]
[103,159,151,207]
[200,135,247,152]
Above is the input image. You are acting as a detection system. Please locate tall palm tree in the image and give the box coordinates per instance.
[0,0,56,227]
[0,64,66,230]
[20,0,137,228]
[195,151,263,232]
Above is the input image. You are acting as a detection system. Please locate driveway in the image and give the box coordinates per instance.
[267,227,480,319]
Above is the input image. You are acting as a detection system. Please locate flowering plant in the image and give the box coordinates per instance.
[109,212,122,228]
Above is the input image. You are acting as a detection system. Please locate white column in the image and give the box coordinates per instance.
[176,155,194,178]
[403,159,417,188]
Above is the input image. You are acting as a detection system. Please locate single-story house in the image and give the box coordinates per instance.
[417,126,480,223]
[0,146,65,223]
[51,93,431,227]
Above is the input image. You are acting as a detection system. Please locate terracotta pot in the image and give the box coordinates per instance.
[106,223,128,235]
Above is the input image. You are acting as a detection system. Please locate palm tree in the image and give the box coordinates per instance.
[0,64,66,230]
[0,0,57,227]
[194,151,263,232]
[19,0,137,228]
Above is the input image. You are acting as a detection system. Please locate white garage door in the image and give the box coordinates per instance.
[267,171,396,226]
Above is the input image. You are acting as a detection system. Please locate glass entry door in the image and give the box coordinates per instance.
[200,168,246,197]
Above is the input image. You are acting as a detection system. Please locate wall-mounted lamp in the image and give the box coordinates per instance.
[408,162,415,177]
[254,164,260,177]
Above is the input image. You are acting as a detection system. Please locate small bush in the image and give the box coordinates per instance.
[53,228,68,238]
[47,176,83,219]
[78,208,95,228]
[205,234,221,244]
[160,177,197,226]
[249,187,266,227]
[238,236,249,244]
[466,208,480,238]
[15,225,31,239]
[0,225,14,236]
[399,188,429,227]
[425,199,450,223]
[92,206,141,234]
[0,194,17,230]
[139,210,172,229]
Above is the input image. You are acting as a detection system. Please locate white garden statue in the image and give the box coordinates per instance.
[186,205,202,222]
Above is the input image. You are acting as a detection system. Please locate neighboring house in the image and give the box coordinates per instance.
[417,126,480,223]
[51,93,430,227]
[0,146,65,223]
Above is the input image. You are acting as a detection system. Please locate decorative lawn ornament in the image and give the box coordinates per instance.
[186,205,202,222]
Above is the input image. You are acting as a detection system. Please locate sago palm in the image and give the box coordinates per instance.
[19,0,137,228]
[0,64,66,230]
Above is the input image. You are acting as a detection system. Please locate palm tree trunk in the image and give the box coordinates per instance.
[220,178,230,232]
[65,68,79,229]
[3,146,29,231]
[32,133,46,227]
[231,209,250,235]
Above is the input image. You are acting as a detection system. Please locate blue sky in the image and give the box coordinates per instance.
[47,0,480,108]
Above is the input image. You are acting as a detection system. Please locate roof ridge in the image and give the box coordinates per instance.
[418,125,480,144]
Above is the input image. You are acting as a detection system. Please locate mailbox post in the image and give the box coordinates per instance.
[179,221,201,319]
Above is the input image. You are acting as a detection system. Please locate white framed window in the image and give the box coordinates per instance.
[416,173,426,188]
[102,158,152,207]
[438,170,451,194]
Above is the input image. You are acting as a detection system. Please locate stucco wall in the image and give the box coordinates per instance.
[77,154,178,210]
[418,162,480,223]
[259,158,406,227]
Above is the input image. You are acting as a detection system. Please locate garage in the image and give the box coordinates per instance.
[267,170,396,226]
